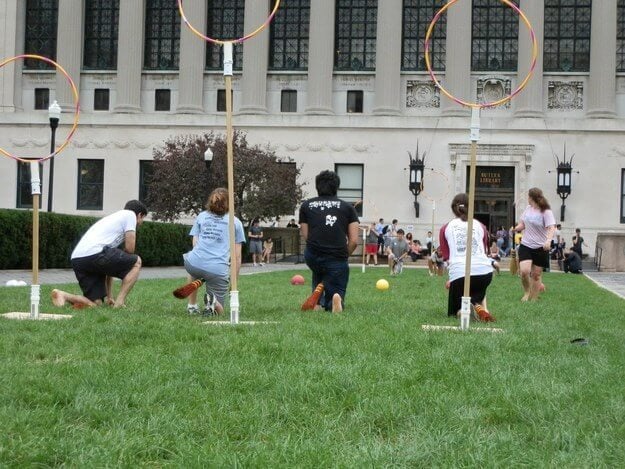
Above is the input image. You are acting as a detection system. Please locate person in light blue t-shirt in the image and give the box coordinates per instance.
[183,188,246,316]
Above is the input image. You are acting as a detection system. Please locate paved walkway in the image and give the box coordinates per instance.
[1,264,624,301]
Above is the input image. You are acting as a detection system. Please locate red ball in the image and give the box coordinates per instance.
[291,274,305,285]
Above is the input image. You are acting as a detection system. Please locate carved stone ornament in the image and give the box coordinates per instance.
[547,81,583,110]
[476,77,512,109]
[406,80,440,108]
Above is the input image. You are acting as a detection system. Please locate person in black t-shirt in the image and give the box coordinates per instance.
[563,249,583,274]
[298,170,359,313]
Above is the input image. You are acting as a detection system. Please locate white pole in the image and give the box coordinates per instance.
[361,227,366,273]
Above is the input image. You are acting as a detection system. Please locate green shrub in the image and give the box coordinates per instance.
[0,209,191,269]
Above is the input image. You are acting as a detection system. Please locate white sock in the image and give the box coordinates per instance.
[188,304,198,308]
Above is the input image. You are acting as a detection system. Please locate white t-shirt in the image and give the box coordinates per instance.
[71,210,137,259]
[440,218,493,282]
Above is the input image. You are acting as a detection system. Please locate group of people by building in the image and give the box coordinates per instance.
[49,168,588,323]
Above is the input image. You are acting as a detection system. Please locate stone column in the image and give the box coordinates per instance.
[177,0,206,113]
[0,0,20,112]
[55,0,83,110]
[440,0,471,117]
[372,0,402,115]
[114,0,144,113]
[239,0,269,114]
[587,0,617,118]
[305,0,335,115]
[514,0,544,118]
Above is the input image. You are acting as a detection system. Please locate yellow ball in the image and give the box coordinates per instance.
[376,279,389,291]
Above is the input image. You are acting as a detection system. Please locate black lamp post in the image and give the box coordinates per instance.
[554,144,574,222]
[47,100,61,212]
[408,144,426,218]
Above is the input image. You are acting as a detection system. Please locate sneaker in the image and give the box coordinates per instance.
[203,291,217,316]
[253,263,258,267]
[187,304,200,315]
[472,304,496,322]
[259,262,265,266]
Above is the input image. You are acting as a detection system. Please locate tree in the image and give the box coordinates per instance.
[147,131,304,223]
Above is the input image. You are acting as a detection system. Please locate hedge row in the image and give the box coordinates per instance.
[0,209,192,269]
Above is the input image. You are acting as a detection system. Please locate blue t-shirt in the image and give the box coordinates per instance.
[185,211,246,277]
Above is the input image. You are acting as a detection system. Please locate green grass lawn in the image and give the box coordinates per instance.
[1,267,624,467]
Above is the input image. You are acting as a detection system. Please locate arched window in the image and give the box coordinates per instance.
[471,0,518,72]
[206,0,245,71]
[84,0,119,70]
[402,0,446,71]
[269,0,310,70]
[144,0,180,70]
[617,0,625,71]
[544,0,591,72]
[335,0,377,71]
[24,0,58,70]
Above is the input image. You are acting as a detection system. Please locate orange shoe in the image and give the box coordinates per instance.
[472,304,495,322]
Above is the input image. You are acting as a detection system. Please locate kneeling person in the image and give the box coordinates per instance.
[386,229,410,275]
[51,200,147,309]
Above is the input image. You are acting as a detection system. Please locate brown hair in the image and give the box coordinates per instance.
[528,187,551,212]
[206,187,229,216]
[451,193,469,221]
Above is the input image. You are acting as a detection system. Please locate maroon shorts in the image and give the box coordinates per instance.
[366,244,378,254]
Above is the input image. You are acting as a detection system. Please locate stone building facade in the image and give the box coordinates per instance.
[1,0,625,255]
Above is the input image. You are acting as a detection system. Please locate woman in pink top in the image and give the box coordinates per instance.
[513,188,556,301]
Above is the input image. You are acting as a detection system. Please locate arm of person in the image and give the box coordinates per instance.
[234,243,243,278]
[438,224,450,261]
[347,221,359,255]
[514,220,525,232]
[300,223,308,242]
[105,276,114,305]
[543,224,556,251]
[191,235,198,248]
[123,230,137,253]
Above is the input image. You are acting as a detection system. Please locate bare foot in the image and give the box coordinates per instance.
[51,289,66,307]
[112,302,127,309]
[332,293,343,313]
[521,294,530,302]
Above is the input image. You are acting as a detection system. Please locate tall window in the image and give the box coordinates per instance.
[621,169,625,223]
[617,0,625,71]
[471,0,518,71]
[77,159,104,210]
[335,164,363,217]
[335,0,377,71]
[144,0,180,70]
[281,90,297,112]
[24,0,58,70]
[269,0,310,70]
[139,161,154,204]
[83,0,119,70]
[544,0,591,72]
[34,88,50,110]
[16,162,43,209]
[402,0,446,71]
[206,0,244,71]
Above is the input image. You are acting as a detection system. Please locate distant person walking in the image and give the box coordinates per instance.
[299,170,359,313]
[248,219,264,266]
[513,188,556,302]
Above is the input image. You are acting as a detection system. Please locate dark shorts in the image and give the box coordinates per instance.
[249,240,263,254]
[447,272,493,317]
[71,247,138,301]
[518,244,549,269]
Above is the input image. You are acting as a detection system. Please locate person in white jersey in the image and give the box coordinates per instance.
[439,193,495,322]
[51,200,147,309]
[513,187,556,302]
[183,188,246,316]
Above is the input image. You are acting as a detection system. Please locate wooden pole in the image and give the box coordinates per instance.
[460,108,480,330]
[223,43,239,324]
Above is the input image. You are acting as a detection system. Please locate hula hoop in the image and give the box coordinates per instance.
[178,0,281,45]
[424,0,538,109]
[0,54,80,163]
[421,168,451,203]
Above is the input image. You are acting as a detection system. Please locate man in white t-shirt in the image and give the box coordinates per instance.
[51,200,147,309]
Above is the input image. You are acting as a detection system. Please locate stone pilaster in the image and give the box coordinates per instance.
[305,0,335,115]
[239,0,269,114]
[55,0,83,111]
[587,0,617,118]
[0,0,20,112]
[514,0,545,118]
[177,0,206,113]
[440,0,471,117]
[114,0,144,113]
[372,0,402,115]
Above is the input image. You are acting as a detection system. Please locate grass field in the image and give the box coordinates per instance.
[1,267,624,467]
